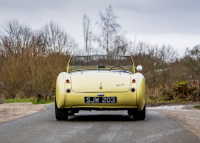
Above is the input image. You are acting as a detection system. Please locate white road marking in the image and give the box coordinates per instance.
[148,105,185,110]
[98,125,122,143]
[136,128,185,143]
[52,125,93,138]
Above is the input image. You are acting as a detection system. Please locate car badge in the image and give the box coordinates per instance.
[100,82,102,89]
[97,93,104,96]
[116,84,125,86]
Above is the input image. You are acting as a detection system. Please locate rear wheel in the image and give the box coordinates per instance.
[55,99,68,120]
[133,105,146,120]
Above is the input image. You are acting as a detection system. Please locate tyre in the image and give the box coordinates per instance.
[55,99,68,120]
[133,105,146,120]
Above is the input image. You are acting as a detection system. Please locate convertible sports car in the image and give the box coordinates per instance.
[55,55,146,120]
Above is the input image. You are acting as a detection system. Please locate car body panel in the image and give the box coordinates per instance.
[71,71,131,93]
[135,73,146,111]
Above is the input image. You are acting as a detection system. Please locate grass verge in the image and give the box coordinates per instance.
[194,105,200,108]
[5,98,54,104]
[146,98,185,105]
[32,99,54,104]
[5,98,34,103]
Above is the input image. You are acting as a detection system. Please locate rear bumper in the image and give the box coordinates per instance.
[63,91,137,109]
[66,107,138,110]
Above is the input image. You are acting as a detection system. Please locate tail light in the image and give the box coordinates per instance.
[66,79,70,83]
[132,79,136,83]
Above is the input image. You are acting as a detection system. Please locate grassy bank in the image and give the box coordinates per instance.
[146,81,200,105]
[146,98,186,104]
[194,105,200,108]
[5,98,54,104]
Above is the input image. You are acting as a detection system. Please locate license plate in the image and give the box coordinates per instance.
[85,97,117,103]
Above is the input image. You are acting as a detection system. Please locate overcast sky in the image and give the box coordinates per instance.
[0,0,200,56]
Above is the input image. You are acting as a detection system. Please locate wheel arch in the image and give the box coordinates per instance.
[56,72,69,108]
[135,73,146,111]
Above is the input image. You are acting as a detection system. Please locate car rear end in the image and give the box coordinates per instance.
[55,55,146,120]
[64,71,137,110]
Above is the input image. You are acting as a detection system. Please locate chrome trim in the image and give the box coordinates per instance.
[97,93,104,96]
[100,82,102,89]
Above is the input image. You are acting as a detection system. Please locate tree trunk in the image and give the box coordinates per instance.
[198,77,200,95]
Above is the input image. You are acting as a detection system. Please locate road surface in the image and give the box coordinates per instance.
[0,104,200,143]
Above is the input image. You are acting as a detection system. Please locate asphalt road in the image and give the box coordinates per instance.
[0,104,200,143]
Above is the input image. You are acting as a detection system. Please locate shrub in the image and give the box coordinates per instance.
[162,81,200,101]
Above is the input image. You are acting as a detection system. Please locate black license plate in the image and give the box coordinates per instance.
[85,97,117,103]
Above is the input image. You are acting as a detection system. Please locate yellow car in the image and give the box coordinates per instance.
[55,55,146,120]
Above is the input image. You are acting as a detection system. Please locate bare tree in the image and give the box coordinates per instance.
[40,22,73,54]
[113,35,128,55]
[185,45,200,94]
[0,20,32,56]
[97,5,121,54]
[159,45,177,89]
[0,20,73,98]
[82,14,92,55]
[132,42,178,94]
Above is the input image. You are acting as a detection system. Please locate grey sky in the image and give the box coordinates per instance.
[0,0,200,56]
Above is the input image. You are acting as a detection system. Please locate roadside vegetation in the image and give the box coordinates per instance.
[5,98,54,104]
[147,81,200,104]
[0,5,199,104]
[194,105,200,109]
[5,98,33,103]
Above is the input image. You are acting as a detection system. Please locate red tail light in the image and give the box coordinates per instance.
[66,79,70,83]
[132,79,136,83]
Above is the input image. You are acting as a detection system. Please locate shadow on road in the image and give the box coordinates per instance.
[67,115,141,122]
